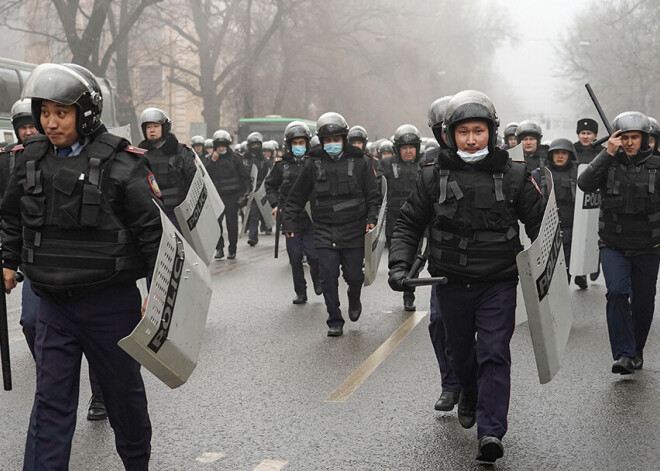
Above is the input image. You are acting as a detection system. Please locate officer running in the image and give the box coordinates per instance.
[388,90,544,463]
[283,112,380,337]
[1,62,162,470]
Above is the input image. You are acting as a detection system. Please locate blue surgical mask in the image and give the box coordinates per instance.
[324,142,342,156]
[219,149,227,155]
[292,145,306,157]
[457,147,489,163]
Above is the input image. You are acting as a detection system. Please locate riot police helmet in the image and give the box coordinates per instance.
[515,120,542,143]
[246,131,263,150]
[612,111,651,149]
[10,98,34,138]
[204,138,213,151]
[443,90,499,151]
[648,117,660,151]
[393,124,421,154]
[212,130,232,147]
[348,125,368,147]
[284,120,312,148]
[310,135,320,147]
[140,107,171,139]
[316,112,349,140]
[262,141,276,152]
[428,95,453,143]
[547,138,576,162]
[426,138,440,150]
[503,122,518,138]
[378,139,394,158]
[190,135,205,146]
[22,63,104,136]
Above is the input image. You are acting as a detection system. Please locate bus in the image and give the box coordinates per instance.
[0,57,118,144]
[237,116,316,146]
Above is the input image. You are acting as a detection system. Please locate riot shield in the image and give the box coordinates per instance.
[194,155,225,217]
[507,144,525,161]
[253,180,276,230]
[569,164,600,276]
[364,179,388,286]
[516,168,573,384]
[239,164,258,238]
[515,222,532,326]
[118,207,212,389]
[108,124,132,141]
[174,165,222,266]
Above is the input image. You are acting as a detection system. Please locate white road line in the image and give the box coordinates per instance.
[252,459,288,470]
[195,452,225,463]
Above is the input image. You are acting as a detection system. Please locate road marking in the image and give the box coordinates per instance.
[252,459,288,470]
[210,248,273,277]
[196,452,225,463]
[326,310,428,402]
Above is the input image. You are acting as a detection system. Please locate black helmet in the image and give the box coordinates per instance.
[613,111,651,150]
[443,90,499,151]
[191,135,205,146]
[284,120,312,148]
[515,120,542,143]
[378,139,394,158]
[316,112,349,139]
[10,98,34,140]
[140,107,171,139]
[246,131,263,149]
[348,125,368,146]
[212,129,232,147]
[393,124,421,154]
[503,122,518,139]
[648,117,660,151]
[427,96,453,128]
[22,63,104,136]
[548,138,576,162]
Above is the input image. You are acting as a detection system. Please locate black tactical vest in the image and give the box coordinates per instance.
[387,160,418,210]
[280,160,304,200]
[430,163,526,279]
[545,164,577,228]
[311,155,366,225]
[144,143,187,210]
[19,134,143,290]
[209,152,244,195]
[599,156,660,249]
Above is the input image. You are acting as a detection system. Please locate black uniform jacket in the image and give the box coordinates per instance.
[204,148,250,196]
[574,141,604,165]
[282,144,381,249]
[264,152,312,229]
[389,147,545,284]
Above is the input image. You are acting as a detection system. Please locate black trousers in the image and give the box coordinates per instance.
[316,247,364,327]
[285,221,319,295]
[219,192,241,254]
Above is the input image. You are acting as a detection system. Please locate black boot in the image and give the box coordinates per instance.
[87,394,108,421]
[347,284,362,322]
[309,260,323,295]
[403,291,416,311]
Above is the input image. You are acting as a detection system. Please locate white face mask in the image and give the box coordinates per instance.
[457,147,489,163]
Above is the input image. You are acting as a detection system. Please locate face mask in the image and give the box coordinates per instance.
[292,145,306,157]
[219,149,227,155]
[324,142,342,156]
[457,147,489,163]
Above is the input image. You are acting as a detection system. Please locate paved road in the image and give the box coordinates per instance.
[1,233,659,470]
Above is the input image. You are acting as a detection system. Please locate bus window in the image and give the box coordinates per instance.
[0,67,21,116]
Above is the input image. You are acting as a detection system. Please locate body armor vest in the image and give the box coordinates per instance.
[210,152,244,195]
[599,156,660,249]
[430,163,525,280]
[387,160,418,209]
[19,134,143,290]
[311,155,366,225]
[544,164,577,228]
[144,143,187,210]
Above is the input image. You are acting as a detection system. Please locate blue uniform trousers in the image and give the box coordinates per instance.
[247,199,262,241]
[316,247,364,327]
[601,247,660,359]
[24,283,151,471]
[435,281,517,440]
[218,192,240,254]
[428,285,460,393]
[285,221,319,295]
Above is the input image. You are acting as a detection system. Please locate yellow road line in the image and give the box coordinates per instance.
[326,310,428,402]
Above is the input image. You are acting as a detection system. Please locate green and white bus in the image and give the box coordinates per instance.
[237,115,316,146]
[0,57,118,144]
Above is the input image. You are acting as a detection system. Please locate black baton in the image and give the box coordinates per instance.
[585,83,614,135]
[274,208,281,258]
[1,270,23,391]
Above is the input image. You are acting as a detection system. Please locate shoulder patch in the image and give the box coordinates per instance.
[125,145,147,155]
[12,144,24,152]
[529,174,543,195]
[147,173,162,198]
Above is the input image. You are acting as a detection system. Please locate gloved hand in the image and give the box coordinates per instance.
[388,268,409,292]
[237,194,248,207]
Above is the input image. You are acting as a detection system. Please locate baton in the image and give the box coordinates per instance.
[590,135,610,148]
[1,270,24,391]
[274,208,281,258]
[401,276,448,288]
[585,83,614,135]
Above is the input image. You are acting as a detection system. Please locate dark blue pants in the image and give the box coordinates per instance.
[601,248,660,359]
[285,222,319,295]
[562,226,572,276]
[20,277,102,397]
[435,281,517,440]
[247,199,262,241]
[316,247,364,327]
[24,284,151,471]
[219,192,240,254]
[428,285,460,393]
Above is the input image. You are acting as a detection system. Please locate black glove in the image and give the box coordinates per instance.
[237,194,248,207]
[388,268,409,292]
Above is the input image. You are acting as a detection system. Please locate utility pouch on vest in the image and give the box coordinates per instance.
[53,168,84,229]
[20,195,46,227]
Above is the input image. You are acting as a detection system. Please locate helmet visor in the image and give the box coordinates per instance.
[21,63,91,105]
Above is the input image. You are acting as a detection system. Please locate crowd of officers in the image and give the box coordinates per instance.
[1,61,659,468]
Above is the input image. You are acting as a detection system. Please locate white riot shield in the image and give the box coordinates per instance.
[174,166,222,265]
[569,164,600,276]
[516,168,573,384]
[118,208,212,389]
[364,179,388,286]
[515,222,532,326]
[239,164,258,238]
[194,155,225,217]
[507,144,525,161]
[253,180,276,230]
[108,124,132,141]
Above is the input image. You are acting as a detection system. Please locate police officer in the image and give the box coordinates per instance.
[138,107,196,228]
[516,119,548,172]
[0,99,39,197]
[265,121,322,303]
[648,117,660,154]
[533,138,588,289]
[348,125,369,151]
[381,124,422,311]
[283,112,380,336]
[1,62,161,470]
[388,91,544,463]
[424,95,461,412]
[262,140,276,165]
[502,122,518,150]
[578,112,660,375]
[204,138,214,159]
[205,130,250,260]
[573,118,603,164]
[244,131,270,245]
[190,135,205,157]
[377,139,394,161]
